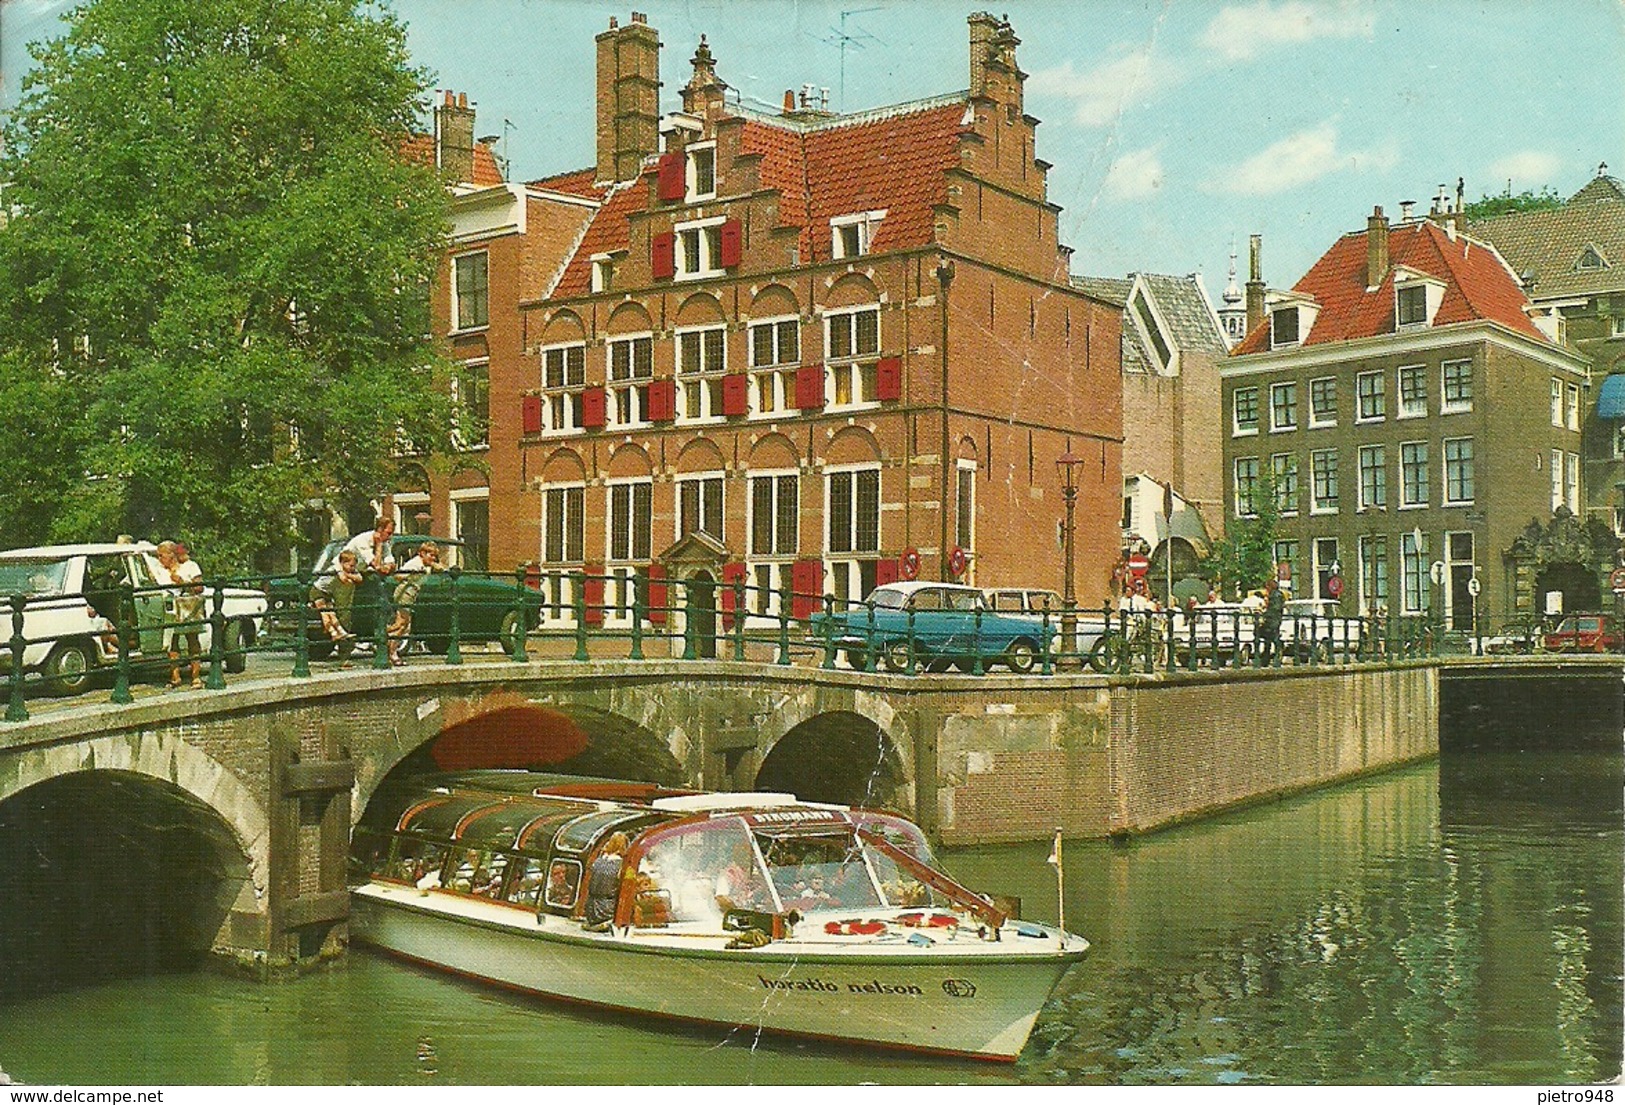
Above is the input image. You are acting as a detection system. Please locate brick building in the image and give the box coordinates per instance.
[414,12,1122,631]
[1223,207,1589,626]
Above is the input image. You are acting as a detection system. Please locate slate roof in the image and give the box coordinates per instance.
[400,134,506,187]
[1231,218,1547,356]
[1071,272,1226,374]
[542,95,971,302]
[1470,176,1625,300]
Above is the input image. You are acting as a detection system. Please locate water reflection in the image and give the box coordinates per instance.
[0,750,1617,1085]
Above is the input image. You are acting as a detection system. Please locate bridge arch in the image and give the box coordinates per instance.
[0,741,264,998]
[754,695,910,810]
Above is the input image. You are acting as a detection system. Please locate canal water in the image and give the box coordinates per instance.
[0,748,1618,1085]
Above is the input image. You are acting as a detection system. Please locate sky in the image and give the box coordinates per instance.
[4,0,1623,294]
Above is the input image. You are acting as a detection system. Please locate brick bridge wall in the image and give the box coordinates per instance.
[0,659,1443,963]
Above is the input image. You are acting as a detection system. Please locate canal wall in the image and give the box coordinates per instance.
[933,662,1439,843]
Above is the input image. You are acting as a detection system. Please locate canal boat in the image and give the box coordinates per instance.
[348,773,1089,1061]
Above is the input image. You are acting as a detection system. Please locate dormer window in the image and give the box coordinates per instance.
[1265,292,1318,350]
[1128,284,1177,375]
[831,210,885,260]
[590,253,614,293]
[1392,267,1444,330]
[1271,307,1300,348]
[687,143,716,202]
[1576,245,1608,273]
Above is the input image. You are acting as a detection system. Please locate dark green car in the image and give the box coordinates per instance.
[267,535,540,657]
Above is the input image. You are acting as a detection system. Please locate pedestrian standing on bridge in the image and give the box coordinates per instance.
[172,542,206,688]
[387,542,439,667]
[1257,577,1284,668]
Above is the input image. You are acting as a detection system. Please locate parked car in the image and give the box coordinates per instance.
[1169,602,1257,665]
[983,586,1108,657]
[266,535,541,657]
[812,581,1048,673]
[1281,598,1367,661]
[1542,613,1621,653]
[0,542,267,693]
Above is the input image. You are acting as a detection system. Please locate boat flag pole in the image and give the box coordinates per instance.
[1047,826,1064,934]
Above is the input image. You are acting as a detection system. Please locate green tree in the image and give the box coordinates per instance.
[0,0,451,571]
[1464,186,1562,220]
[1203,468,1282,598]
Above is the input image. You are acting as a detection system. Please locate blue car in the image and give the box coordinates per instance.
[810,581,1047,673]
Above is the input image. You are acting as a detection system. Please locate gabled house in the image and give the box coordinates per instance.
[1224,206,1590,624]
[409,11,1124,630]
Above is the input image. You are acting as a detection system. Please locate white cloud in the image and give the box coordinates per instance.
[1213,123,1397,195]
[1486,150,1564,188]
[1103,147,1165,201]
[1202,1,1373,62]
[1026,49,1182,128]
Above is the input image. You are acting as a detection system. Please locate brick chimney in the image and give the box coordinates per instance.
[1245,233,1266,336]
[595,12,661,185]
[1366,205,1389,288]
[680,34,728,123]
[968,12,1000,98]
[435,91,475,184]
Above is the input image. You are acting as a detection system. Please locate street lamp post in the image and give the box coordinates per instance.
[1057,451,1085,658]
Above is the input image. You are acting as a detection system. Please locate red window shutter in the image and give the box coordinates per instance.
[647,378,677,422]
[645,564,668,625]
[656,152,685,201]
[791,558,824,621]
[719,218,743,268]
[720,560,748,629]
[793,363,825,410]
[874,557,900,587]
[581,385,607,429]
[651,231,676,280]
[875,355,902,401]
[583,566,606,626]
[521,395,543,435]
[721,373,749,417]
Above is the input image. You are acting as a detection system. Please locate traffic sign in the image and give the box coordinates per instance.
[1126,554,1150,578]
[1326,575,1344,598]
[1612,567,1625,594]
[1430,560,1446,585]
[1466,576,1482,597]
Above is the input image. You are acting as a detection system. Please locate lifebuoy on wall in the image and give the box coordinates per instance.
[900,547,921,581]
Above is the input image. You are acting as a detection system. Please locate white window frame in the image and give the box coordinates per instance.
[824,463,881,557]
[1309,448,1339,515]
[831,209,885,261]
[1269,381,1298,433]
[1442,437,1474,505]
[955,459,977,576]
[1611,315,1625,338]
[604,478,653,627]
[1551,378,1564,427]
[1440,358,1473,415]
[1566,451,1581,513]
[1232,386,1259,436]
[686,142,717,202]
[747,469,800,617]
[1307,376,1337,428]
[1358,444,1387,511]
[824,304,882,411]
[1269,306,1301,349]
[674,323,726,424]
[1400,531,1429,615]
[1551,448,1564,511]
[449,487,490,572]
[1358,534,1388,616]
[539,482,586,627]
[1394,277,1443,329]
[1566,382,1581,431]
[1400,441,1429,509]
[1271,453,1299,517]
[451,249,489,333]
[451,357,490,451]
[674,215,726,280]
[1312,536,1340,600]
[540,341,586,435]
[748,315,800,418]
[590,253,614,294]
[1397,364,1427,419]
[675,472,725,543]
[1234,456,1259,519]
[1356,370,1386,423]
[392,492,430,535]
[607,333,654,429]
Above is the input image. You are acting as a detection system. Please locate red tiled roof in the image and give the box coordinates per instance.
[528,166,604,200]
[1232,218,1546,355]
[545,98,969,302]
[399,133,506,186]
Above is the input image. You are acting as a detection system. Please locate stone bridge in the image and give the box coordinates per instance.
[0,656,1462,984]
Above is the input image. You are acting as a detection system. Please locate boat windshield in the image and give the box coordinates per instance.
[0,557,72,599]
[755,830,885,913]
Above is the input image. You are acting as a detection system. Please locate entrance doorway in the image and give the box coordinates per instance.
[1445,531,1475,631]
[686,570,717,659]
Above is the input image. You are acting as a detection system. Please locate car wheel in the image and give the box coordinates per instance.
[422,636,449,656]
[1004,638,1037,674]
[843,647,872,670]
[498,609,527,655]
[224,619,256,672]
[43,640,95,695]
[881,639,915,673]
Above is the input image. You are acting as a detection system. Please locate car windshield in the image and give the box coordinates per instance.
[869,587,906,610]
[0,557,71,598]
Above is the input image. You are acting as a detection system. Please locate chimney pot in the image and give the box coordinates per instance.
[609,16,617,28]
[783,89,795,113]
[1399,200,1415,221]
[1245,233,1266,337]
[1366,206,1390,287]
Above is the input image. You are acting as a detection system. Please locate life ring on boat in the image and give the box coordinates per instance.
[824,918,888,936]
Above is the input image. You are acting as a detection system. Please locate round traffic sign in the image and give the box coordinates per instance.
[1326,574,1343,598]
[1430,560,1446,585]
[1611,567,1625,593]
[1466,576,1482,597]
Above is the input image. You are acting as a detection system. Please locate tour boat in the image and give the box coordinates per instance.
[348,772,1089,1061]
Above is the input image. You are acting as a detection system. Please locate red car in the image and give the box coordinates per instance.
[1542,614,1622,653]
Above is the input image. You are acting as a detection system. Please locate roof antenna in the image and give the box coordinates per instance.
[822,7,883,112]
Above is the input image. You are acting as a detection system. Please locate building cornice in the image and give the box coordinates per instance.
[1220,319,1589,379]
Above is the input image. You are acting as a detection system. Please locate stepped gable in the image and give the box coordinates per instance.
[1232,218,1544,355]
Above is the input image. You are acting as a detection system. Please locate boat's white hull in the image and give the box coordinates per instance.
[350,884,1087,1061]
